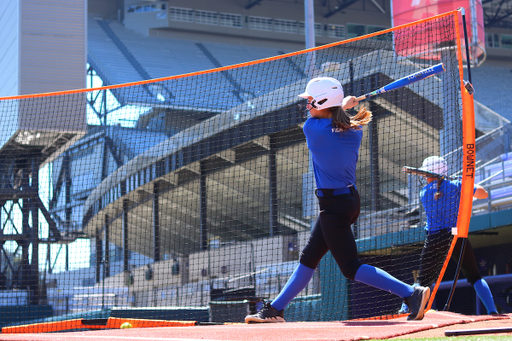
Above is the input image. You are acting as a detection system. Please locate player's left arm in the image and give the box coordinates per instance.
[473,184,488,199]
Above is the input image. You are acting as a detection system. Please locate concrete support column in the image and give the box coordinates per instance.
[269,136,278,236]
[95,222,102,283]
[29,157,40,305]
[122,199,129,273]
[104,214,110,277]
[368,114,381,212]
[440,49,463,171]
[64,154,71,271]
[199,162,208,251]
[153,182,161,262]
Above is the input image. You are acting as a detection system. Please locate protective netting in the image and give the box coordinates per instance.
[0,11,475,329]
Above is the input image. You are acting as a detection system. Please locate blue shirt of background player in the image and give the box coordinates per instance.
[303,117,362,189]
[420,179,462,233]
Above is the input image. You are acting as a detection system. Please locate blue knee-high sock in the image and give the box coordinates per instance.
[474,279,497,314]
[354,264,414,299]
[271,263,315,311]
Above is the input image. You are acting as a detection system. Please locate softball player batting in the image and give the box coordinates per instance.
[245,77,430,323]
[400,156,498,315]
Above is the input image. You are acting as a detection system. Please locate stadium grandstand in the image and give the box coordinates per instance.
[0,0,511,328]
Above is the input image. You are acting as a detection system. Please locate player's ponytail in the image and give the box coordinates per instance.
[330,106,372,132]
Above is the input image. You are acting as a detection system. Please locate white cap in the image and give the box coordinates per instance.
[298,77,344,110]
[420,156,448,176]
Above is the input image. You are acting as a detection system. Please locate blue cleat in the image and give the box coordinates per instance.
[245,302,285,323]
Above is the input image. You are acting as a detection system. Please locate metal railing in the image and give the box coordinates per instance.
[472,152,512,214]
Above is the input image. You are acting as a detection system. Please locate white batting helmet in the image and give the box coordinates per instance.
[420,156,448,176]
[298,77,345,110]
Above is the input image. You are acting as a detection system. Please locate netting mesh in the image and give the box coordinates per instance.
[0,12,472,328]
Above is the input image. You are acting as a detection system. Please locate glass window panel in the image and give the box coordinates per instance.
[501,34,512,49]
[486,33,500,48]
[347,23,366,38]
[367,25,390,41]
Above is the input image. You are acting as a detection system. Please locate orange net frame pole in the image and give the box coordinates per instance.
[426,9,477,312]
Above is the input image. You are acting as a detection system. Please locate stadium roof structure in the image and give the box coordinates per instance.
[82,50,447,257]
[482,0,512,29]
[87,17,308,126]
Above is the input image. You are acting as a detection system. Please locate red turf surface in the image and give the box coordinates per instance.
[0,311,509,341]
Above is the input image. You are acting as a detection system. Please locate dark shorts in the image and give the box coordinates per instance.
[299,187,362,281]
[418,229,482,287]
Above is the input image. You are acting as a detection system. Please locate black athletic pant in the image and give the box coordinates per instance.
[299,188,363,281]
[418,229,482,287]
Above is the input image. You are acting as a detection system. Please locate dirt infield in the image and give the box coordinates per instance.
[0,311,509,341]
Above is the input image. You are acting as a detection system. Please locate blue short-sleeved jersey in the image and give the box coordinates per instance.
[420,179,462,232]
[303,117,362,189]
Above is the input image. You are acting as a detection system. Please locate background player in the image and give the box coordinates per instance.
[400,156,498,315]
[245,77,430,323]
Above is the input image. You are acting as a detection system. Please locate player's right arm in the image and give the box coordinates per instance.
[342,96,359,110]
[474,184,488,199]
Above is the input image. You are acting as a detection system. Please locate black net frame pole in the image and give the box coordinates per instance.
[443,238,466,311]
[444,8,473,312]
